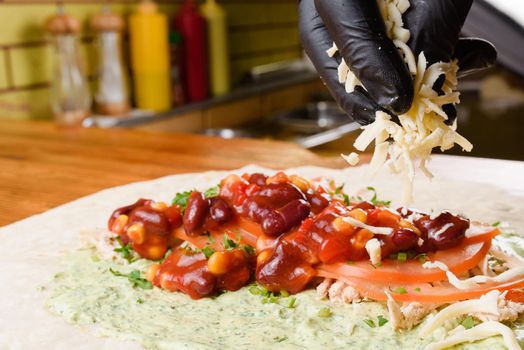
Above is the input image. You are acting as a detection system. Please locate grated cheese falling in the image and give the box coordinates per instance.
[330,0,473,203]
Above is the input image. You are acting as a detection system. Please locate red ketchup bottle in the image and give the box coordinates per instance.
[175,0,209,102]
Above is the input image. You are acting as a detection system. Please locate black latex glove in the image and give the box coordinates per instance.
[299,0,497,125]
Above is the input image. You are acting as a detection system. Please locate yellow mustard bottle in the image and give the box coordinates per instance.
[129,1,171,111]
[201,0,230,96]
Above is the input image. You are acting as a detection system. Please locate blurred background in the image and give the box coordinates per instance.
[0,0,522,160]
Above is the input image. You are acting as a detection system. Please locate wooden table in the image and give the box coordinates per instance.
[0,120,347,226]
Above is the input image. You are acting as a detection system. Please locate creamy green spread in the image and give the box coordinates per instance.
[45,234,524,350]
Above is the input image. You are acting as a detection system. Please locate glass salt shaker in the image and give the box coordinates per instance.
[91,6,129,116]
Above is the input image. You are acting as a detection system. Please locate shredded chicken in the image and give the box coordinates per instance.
[474,291,524,323]
[386,291,440,330]
[79,228,127,262]
[316,278,362,303]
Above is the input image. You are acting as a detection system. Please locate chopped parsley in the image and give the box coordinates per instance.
[347,260,354,265]
[317,307,333,318]
[223,235,238,250]
[273,335,288,343]
[249,284,270,297]
[417,253,428,264]
[243,244,256,256]
[391,287,407,294]
[287,297,297,308]
[397,252,408,262]
[172,191,192,210]
[343,194,351,206]
[414,287,421,292]
[366,186,391,206]
[113,236,136,263]
[109,268,153,289]
[363,319,376,328]
[492,221,501,227]
[204,185,220,198]
[377,315,388,327]
[461,316,476,329]
[364,316,388,328]
[136,298,144,304]
[334,184,344,194]
[201,246,216,259]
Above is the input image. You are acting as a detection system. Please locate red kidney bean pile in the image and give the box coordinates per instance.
[107,172,470,299]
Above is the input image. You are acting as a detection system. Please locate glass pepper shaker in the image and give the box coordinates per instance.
[45,6,91,126]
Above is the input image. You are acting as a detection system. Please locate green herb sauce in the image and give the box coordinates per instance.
[46,234,524,349]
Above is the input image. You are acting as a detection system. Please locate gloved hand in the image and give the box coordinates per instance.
[299,0,497,125]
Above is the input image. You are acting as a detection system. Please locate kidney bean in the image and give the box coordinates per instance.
[248,173,268,186]
[391,228,419,251]
[256,240,316,294]
[306,191,330,214]
[210,197,233,224]
[256,182,305,208]
[183,192,210,236]
[164,205,183,227]
[108,198,151,231]
[128,205,170,236]
[415,211,469,250]
[154,248,217,299]
[241,197,270,223]
[261,199,311,237]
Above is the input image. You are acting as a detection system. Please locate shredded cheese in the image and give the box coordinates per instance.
[341,216,393,235]
[365,238,382,265]
[418,290,500,339]
[424,321,521,350]
[422,260,449,271]
[331,0,473,203]
[448,266,524,290]
[341,152,360,166]
[424,259,524,290]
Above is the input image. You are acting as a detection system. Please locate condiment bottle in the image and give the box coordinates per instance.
[169,31,185,107]
[201,0,230,96]
[129,1,171,111]
[91,6,130,116]
[45,7,91,126]
[176,0,209,102]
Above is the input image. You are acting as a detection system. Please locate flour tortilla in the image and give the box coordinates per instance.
[1,155,524,349]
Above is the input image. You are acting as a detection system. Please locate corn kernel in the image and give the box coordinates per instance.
[266,171,289,185]
[290,175,310,192]
[348,208,367,223]
[147,245,167,260]
[112,214,128,234]
[332,217,355,234]
[146,264,160,282]
[151,201,168,211]
[256,250,271,266]
[352,229,374,250]
[127,223,146,245]
[208,251,230,275]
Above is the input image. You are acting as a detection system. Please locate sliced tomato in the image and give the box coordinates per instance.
[317,269,524,303]
[317,227,499,284]
[173,215,262,249]
[506,289,524,303]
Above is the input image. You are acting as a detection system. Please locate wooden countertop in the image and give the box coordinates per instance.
[0,120,347,226]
